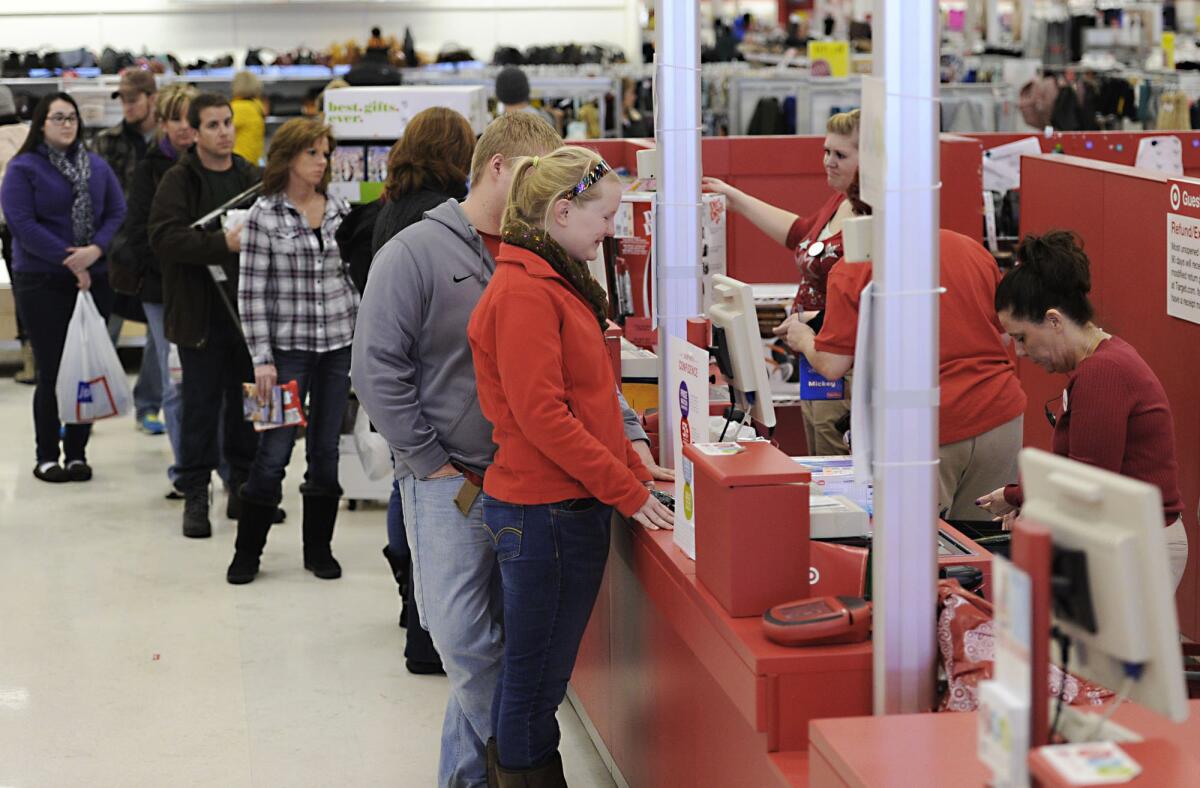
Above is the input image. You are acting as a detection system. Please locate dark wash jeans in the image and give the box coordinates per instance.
[241,346,352,505]
[482,494,613,770]
[12,271,113,464]
[176,309,257,494]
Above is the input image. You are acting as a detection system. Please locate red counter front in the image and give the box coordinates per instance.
[570,517,873,787]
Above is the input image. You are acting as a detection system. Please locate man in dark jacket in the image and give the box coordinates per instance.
[149,93,261,539]
[95,68,165,435]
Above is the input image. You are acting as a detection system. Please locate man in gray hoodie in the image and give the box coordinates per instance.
[353,115,669,787]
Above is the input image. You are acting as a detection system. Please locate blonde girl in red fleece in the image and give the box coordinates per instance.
[468,146,673,785]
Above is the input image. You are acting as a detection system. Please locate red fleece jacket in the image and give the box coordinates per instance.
[468,243,652,517]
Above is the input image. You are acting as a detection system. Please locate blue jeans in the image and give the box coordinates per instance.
[242,347,351,504]
[400,473,503,788]
[107,312,162,417]
[482,496,613,770]
[142,302,182,481]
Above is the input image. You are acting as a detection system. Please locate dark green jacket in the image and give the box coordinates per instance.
[92,120,149,195]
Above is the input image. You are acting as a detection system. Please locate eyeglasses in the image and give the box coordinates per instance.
[565,160,612,201]
[47,114,79,126]
[1044,395,1061,427]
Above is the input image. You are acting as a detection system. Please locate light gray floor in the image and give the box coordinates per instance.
[0,373,615,788]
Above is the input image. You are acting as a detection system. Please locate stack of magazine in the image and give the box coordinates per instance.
[242,381,307,432]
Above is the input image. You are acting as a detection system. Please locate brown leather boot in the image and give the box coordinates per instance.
[486,738,500,788]
[14,341,35,385]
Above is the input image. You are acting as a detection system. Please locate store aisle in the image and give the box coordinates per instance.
[0,375,615,788]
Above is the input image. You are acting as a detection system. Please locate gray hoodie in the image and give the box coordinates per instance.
[352,199,496,479]
[351,198,648,481]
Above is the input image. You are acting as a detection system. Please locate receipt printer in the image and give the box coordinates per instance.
[809,495,870,539]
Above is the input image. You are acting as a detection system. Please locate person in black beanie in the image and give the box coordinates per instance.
[495,66,555,128]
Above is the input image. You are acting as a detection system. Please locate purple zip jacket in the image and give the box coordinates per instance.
[0,143,126,276]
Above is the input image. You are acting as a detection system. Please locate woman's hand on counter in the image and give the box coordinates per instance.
[632,493,674,532]
[633,440,675,483]
[976,487,1017,521]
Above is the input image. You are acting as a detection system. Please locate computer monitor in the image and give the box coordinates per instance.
[1019,448,1188,723]
[706,274,776,430]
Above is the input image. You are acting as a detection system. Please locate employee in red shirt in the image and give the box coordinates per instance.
[704,109,861,455]
[978,231,1189,588]
[468,147,673,784]
[779,225,1028,521]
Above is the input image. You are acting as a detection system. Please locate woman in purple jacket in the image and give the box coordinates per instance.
[0,93,126,483]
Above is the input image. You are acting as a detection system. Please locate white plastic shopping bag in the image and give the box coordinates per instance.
[56,291,134,424]
[353,405,393,481]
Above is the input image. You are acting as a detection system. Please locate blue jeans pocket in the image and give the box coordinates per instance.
[483,500,524,562]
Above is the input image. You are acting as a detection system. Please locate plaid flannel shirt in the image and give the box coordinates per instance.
[238,192,358,367]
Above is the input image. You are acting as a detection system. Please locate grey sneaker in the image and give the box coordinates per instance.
[182,492,212,538]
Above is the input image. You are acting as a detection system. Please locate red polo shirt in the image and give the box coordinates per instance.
[813,229,1026,445]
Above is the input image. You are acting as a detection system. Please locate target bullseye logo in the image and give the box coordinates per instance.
[809,567,820,585]
[1171,183,1182,211]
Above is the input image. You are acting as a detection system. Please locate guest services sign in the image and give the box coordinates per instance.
[1167,178,1200,324]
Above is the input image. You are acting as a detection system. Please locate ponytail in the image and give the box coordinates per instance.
[995,230,1095,324]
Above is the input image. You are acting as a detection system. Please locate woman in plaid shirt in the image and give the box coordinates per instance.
[227,118,358,585]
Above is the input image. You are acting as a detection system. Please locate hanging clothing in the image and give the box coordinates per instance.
[746,97,788,135]
[1156,92,1192,131]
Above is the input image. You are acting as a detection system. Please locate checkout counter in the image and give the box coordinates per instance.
[567,439,995,786]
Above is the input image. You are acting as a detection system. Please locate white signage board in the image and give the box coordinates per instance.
[1166,179,1200,324]
[668,336,709,560]
[324,86,489,139]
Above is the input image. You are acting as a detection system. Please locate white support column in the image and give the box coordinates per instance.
[868,0,941,715]
[653,0,703,467]
[984,0,1001,47]
[625,0,644,65]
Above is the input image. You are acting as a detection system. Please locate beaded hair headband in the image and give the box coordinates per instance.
[566,159,612,200]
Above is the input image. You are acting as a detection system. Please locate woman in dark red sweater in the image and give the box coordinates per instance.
[978,231,1189,589]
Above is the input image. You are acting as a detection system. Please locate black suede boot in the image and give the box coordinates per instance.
[227,488,286,523]
[496,751,567,788]
[302,491,342,579]
[226,494,275,584]
[182,488,212,539]
[381,545,409,628]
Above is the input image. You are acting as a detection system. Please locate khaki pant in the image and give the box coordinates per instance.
[937,414,1023,521]
[1167,517,1189,591]
[799,370,852,456]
